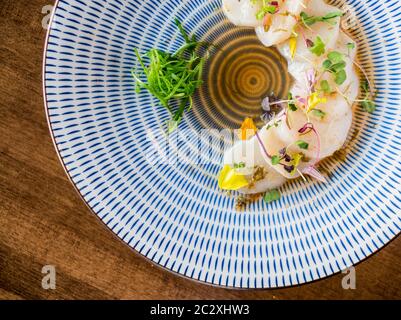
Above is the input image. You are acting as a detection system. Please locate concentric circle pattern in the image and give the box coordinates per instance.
[195,26,291,129]
[44,0,401,288]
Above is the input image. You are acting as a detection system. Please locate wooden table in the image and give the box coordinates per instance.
[0,0,400,300]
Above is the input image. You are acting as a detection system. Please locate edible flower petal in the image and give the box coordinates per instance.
[218,165,249,191]
[307,92,327,112]
[239,118,257,140]
[291,153,304,175]
[289,36,297,60]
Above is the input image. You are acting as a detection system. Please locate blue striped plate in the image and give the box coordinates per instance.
[44,0,401,288]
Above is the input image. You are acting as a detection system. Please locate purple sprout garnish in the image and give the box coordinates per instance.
[284,165,295,173]
[261,93,286,123]
[298,122,314,134]
[306,69,317,93]
[284,154,292,162]
[298,122,321,166]
[279,147,287,156]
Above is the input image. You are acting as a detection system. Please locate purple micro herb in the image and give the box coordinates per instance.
[279,147,287,156]
[298,122,314,134]
[284,165,295,173]
[306,69,316,93]
[260,93,286,123]
[296,96,307,106]
[261,96,271,111]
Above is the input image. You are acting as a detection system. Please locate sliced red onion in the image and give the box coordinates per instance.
[302,166,327,183]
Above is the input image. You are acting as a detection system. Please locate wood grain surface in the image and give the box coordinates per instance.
[0,0,400,300]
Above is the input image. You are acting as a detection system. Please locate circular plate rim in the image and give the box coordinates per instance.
[42,0,401,290]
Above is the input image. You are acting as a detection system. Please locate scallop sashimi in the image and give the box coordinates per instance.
[222,0,264,27]
[255,0,310,47]
[218,0,370,201]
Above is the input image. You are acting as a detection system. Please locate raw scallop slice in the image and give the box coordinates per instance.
[222,0,264,27]
[276,94,353,161]
[255,0,310,47]
[223,132,287,194]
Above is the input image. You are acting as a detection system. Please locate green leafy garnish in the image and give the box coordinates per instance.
[266,119,282,130]
[323,51,347,85]
[331,61,347,72]
[335,69,347,85]
[360,80,376,113]
[271,155,280,165]
[288,93,297,111]
[361,79,370,92]
[133,19,209,133]
[320,80,331,93]
[295,140,309,150]
[361,100,375,113]
[346,42,356,56]
[309,36,326,56]
[322,59,332,70]
[264,189,281,203]
[256,4,277,20]
[327,51,344,63]
[300,11,343,27]
[311,109,326,119]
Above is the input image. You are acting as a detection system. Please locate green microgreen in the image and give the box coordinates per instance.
[320,80,331,93]
[266,119,282,131]
[264,189,281,203]
[288,93,298,111]
[360,80,376,113]
[335,69,347,85]
[295,140,309,150]
[256,4,277,20]
[323,51,347,85]
[309,36,326,56]
[311,109,327,119]
[271,155,280,165]
[300,11,343,27]
[327,51,344,64]
[132,19,210,133]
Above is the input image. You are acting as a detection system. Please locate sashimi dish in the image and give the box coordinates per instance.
[218,0,375,206]
[133,0,376,208]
